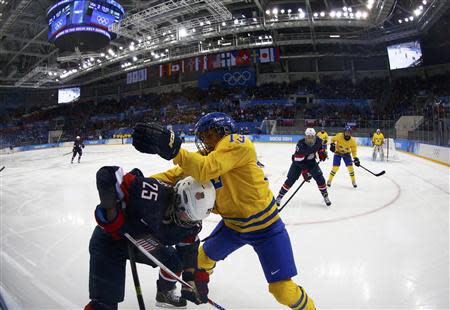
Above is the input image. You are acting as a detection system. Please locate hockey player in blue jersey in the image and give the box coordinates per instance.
[71,136,85,164]
[84,166,215,310]
[132,113,316,310]
[276,128,331,206]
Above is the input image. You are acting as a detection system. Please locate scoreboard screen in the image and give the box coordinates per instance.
[47,0,124,51]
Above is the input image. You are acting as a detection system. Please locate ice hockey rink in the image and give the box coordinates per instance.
[1,142,448,310]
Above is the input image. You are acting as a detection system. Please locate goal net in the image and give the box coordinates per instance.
[48,130,63,144]
[384,138,400,161]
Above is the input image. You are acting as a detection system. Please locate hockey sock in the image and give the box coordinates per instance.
[157,270,177,292]
[269,280,316,310]
[347,165,356,183]
[328,166,339,183]
[198,245,217,274]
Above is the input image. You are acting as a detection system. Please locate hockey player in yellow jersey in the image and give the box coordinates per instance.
[372,129,385,161]
[316,128,329,149]
[132,113,316,310]
[327,126,360,188]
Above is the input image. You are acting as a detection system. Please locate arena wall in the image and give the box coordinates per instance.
[2,136,448,166]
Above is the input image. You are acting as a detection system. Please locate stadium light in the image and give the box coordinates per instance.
[272,8,278,15]
[280,9,285,14]
[422,0,427,4]
[287,9,292,14]
[398,19,402,23]
[330,11,336,18]
[265,9,270,15]
[179,27,187,38]
[132,56,137,62]
[362,11,368,19]
[409,16,414,21]
[336,11,342,18]
[320,11,325,17]
[313,12,318,17]
[348,7,353,12]
[299,12,305,18]
[414,9,421,16]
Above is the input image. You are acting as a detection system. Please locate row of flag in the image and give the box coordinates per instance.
[158,48,280,77]
[126,48,281,83]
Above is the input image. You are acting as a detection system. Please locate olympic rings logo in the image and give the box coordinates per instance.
[55,20,64,29]
[96,16,110,25]
[223,71,251,86]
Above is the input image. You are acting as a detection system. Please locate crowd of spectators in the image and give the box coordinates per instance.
[1,73,449,147]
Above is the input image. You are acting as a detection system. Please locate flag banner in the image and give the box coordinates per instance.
[126,68,148,84]
[169,61,181,76]
[208,54,222,70]
[158,64,165,78]
[233,49,251,66]
[258,47,280,63]
[220,52,232,67]
[198,68,255,89]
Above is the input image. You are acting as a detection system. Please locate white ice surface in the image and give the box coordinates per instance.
[0,143,448,310]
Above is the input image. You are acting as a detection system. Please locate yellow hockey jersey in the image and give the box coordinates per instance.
[317,131,329,144]
[372,133,385,146]
[151,134,277,233]
[331,133,357,157]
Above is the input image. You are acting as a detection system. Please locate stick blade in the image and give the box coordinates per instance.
[375,170,386,176]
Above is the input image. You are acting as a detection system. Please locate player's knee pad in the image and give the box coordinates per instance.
[198,244,216,273]
[268,280,315,310]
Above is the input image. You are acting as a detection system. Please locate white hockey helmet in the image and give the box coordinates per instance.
[376,128,381,134]
[304,128,316,146]
[76,136,81,139]
[173,176,216,227]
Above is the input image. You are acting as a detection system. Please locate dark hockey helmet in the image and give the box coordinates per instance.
[194,112,236,154]
[344,125,352,140]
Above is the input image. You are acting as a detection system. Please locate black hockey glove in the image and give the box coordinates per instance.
[132,123,182,160]
[330,143,336,153]
[353,157,361,167]
[181,270,209,304]
[302,169,312,182]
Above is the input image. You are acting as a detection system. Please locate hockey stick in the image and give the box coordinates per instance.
[124,233,226,310]
[355,163,385,177]
[63,151,72,156]
[278,160,323,212]
[278,179,307,213]
[127,242,146,310]
[0,166,4,172]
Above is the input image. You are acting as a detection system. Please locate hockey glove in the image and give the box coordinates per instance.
[94,205,126,240]
[330,143,336,153]
[318,148,328,161]
[353,157,361,167]
[302,170,312,182]
[132,123,182,160]
[181,270,209,304]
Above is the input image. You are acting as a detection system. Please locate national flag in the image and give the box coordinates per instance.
[199,55,208,71]
[259,47,280,63]
[234,49,250,66]
[185,58,196,73]
[170,61,181,74]
[221,52,232,67]
[252,49,259,64]
[208,54,221,70]
[158,64,165,78]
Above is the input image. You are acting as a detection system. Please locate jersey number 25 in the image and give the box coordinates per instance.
[141,182,158,201]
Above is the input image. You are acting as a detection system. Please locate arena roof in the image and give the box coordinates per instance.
[0,0,448,88]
